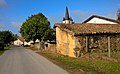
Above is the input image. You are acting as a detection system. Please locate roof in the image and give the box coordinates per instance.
[65,6,69,20]
[63,6,73,21]
[18,37,24,42]
[35,39,40,43]
[55,23,120,36]
[82,15,120,24]
[50,28,56,32]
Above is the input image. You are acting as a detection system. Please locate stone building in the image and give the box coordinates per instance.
[55,23,120,57]
[55,6,120,57]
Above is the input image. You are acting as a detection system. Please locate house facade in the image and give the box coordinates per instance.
[14,37,24,46]
[14,37,34,46]
[83,15,120,24]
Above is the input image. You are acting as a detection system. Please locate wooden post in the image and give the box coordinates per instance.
[86,36,88,52]
[108,36,111,57]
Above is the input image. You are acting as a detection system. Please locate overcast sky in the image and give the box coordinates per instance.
[0,0,120,35]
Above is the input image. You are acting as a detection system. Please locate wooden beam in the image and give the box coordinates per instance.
[86,36,88,52]
[108,36,111,57]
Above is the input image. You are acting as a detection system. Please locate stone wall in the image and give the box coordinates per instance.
[56,27,120,57]
[45,43,56,52]
[56,27,77,57]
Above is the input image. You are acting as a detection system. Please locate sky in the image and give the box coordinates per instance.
[0,0,120,35]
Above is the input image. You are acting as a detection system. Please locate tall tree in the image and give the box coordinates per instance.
[20,13,51,43]
[0,31,16,45]
[117,8,120,20]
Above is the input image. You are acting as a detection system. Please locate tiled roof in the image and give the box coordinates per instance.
[50,28,56,31]
[18,37,24,42]
[55,23,120,36]
[82,15,120,24]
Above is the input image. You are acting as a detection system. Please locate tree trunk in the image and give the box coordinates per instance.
[108,36,111,57]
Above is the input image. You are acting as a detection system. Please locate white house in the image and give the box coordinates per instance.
[14,37,24,46]
[35,39,40,43]
[14,37,34,46]
[83,15,120,24]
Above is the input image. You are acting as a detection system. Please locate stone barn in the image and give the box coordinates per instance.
[55,23,120,57]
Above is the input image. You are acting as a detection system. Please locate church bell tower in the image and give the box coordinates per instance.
[63,6,73,24]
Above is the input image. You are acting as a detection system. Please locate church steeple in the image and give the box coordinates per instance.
[65,6,69,20]
[63,6,73,24]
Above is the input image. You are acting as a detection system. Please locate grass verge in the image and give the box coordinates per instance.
[0,45,10,56]
[0,50,4,55]
[37,51,120,74]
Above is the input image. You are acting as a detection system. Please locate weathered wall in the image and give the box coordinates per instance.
[56,27,79,57]
[56,26,120,57]
[45,43,56,52]
[86,35,120,52]
[110,35,120,51]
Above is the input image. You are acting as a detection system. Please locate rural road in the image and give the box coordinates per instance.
[0,46,69,74]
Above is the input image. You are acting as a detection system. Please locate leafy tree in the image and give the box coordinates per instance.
[48,29,56,41]
[0,31,16,45]
[20,13,51,43]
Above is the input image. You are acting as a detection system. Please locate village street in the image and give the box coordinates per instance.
[0,46,69,74]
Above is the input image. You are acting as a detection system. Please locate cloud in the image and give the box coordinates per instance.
[71,10,94,23]
[48,10,95,25]
[0,24,4,31]
[106,13,116,19]
[0,0,7,8]
[48,16,62,27]
[48,16,61,23]
[71,10,87,16]
[11,22,22,28]
[71,10,118,23]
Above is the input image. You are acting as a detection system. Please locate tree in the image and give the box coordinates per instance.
[0,31,16,45]
[20,13,51,43]
[117,8,120,20]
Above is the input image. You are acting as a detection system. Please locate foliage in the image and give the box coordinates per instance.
[0,30,16,50]
[20,13,52,42]
[0,31,16,44]
[0,50,4,55]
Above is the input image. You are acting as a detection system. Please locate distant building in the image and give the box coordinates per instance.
[35,39,40,43]
[62,6,73,24]
[14,37,34,46]
[83,15,120,24]
[14,37,24,46]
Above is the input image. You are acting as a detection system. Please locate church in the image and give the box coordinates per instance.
[55,6,120,57]
[62,6,73,24]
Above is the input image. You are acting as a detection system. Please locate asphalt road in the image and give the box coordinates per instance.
[0,46,69,74]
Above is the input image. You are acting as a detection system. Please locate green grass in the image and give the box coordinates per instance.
[38,51,120,74]
[0,45,10,56]
[0,50,4,55]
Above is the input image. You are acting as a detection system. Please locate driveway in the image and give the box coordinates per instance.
[0,46,69,74]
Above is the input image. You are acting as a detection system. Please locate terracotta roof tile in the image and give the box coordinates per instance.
[18,37,24,42]
[55,23,120,35]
